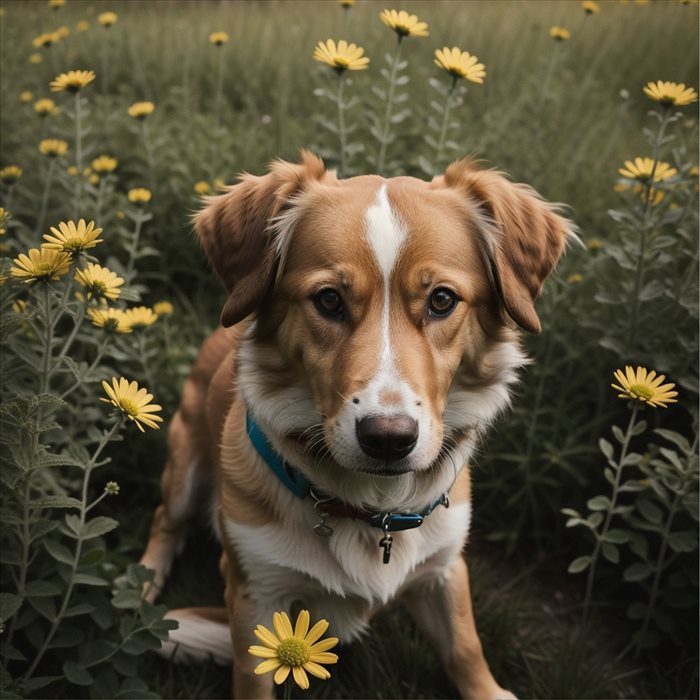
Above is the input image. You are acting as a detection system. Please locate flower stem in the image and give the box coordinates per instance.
[125,212,144,282]
[376,38,403,175]
[582,404,640,623]
[21,421,122,686]
[73,93,84,219]
[141,120,156,192]
[628,107,673,347]
[434,77,457,170]
[35,158,56,239]
[336,74,348,178]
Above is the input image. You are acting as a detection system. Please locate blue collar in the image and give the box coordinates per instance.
[246,413,449,533]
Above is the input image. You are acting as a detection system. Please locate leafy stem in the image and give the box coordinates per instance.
[376,38,403,174]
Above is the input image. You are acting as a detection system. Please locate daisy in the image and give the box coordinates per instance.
[313,39,370,73]
[618,157,678,183]
[612,366,678,408]
[50,69,96,92]
[123,305,158,329]
[153,301,174,316]
[0,165,23,184]
[98,12,118,27]
[74,263,124,301]
[43,219,103,253]
[549,26,571,41]
[248,610,339,690]
[34,98,58,115]
[127,188,152,204]
[434,47,485,84]
[91,155,118,173]
[39,139,69,157]
[88,307,132,333]
[379,9,429,38]
[100,377,163,431]
[10,247,71,284]
[643,80,698,107]
[209,31,230,46]
[128,101,155,119]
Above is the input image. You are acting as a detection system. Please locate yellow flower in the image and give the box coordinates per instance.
[98,11,118,27]
[128,101,155,119]
[50,69,96,92]
[248,610,339,690]
[582,0,601,12]
[88,307,132,333]
[618,157,678,183]
[30,53,43,64]
[49,0,66,8]
[12,299,27,314]
[153,301,174,316]
[0,207,8,235]
[209,31,230,45]
[75,263,124,301]
[100,377,163,432]
[34,98,58,115]
[67,166,79,177]
[549,26,571,41]
[123,305,158,329]
[643,80,698,107]
[1,166,23,184]
[337,0,355,6]
[612,366,678,408]
[33,32,60,48]
[434,47,486,84]
[39,139,69,157]
[76,20,90,32]
[313,39,370,73]
[194,181,211,195]
[214,178,227,191]
[20,91,33,103]
[566,273,584,284]
[379,9,429,38]
[127,187,152,204]
[43,219,103,253]
[91,155,118,173]
[586,238,604,252]
[56,25,70,38]
[10,247,71,284]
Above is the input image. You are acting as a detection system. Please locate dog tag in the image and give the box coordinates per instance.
[379,533,393,564]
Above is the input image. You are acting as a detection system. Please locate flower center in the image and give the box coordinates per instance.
[64,237,85,252]
[277,638,310,667]
[35,263,57,278]
[88,280,107,296]
[118,398,140,417]
[629,383,654,401]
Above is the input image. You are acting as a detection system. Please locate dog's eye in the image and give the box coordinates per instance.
[313,288,344,317]
[428,288,458,318]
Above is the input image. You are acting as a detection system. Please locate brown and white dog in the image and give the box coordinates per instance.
[140,152,572,699]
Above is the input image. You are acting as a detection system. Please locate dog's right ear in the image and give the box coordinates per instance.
[194,152,326,327]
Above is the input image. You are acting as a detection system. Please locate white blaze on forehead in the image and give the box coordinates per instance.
[365,184,407,282]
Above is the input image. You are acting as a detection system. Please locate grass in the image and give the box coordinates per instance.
[0,0,698,698]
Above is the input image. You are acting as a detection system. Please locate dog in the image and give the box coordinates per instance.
[140,152,572,699]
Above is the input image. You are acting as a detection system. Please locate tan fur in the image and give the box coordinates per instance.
[141,153,571,699]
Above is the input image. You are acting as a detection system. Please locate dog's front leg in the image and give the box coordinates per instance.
[221,551,274,700]
[403,555,516,700]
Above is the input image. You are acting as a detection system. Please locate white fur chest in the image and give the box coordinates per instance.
[224,496,471,640]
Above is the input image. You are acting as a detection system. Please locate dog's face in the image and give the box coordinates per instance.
[196,153,571,504]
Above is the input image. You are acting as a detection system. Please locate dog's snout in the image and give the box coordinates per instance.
[356,414,419,461]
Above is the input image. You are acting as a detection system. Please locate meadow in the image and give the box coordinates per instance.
[0,0,698,698]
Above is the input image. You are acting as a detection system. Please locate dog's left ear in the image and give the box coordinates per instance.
[194,151,326,327]
[435,160,574,334]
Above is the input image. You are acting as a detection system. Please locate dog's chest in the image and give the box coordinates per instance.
[223,500,470,639]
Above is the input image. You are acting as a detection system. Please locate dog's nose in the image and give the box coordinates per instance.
[356,415,419,461]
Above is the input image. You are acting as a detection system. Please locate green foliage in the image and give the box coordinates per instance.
[0,1,698,698]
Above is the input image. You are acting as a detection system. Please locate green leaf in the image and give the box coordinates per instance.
[32,496,82,509]
[624,562,653,582]
[637,498,664,525]
[654,429,691,454]
[82,639,119,667]
[568,556,592,574]
[63,661,93,686]
[25,580,62,597]
[601,542,620,563]
[79,548,105,567]
[82,516,119,539]
[112,589,142,609]
[44,539,74,566]
[64,602,96,617]
[667,531,698,553]
[72,573,110,586]
[587,495,611,511]
[0,592,22,623]
[603,529,631,544]
[611,425,625,443]
[599,438,615,461]
[28,596,56,621]
[586,512,604,529]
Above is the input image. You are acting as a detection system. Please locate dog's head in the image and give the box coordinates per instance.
[196,153,572,507]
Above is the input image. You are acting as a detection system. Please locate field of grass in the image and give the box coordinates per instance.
[0,0,698,698]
